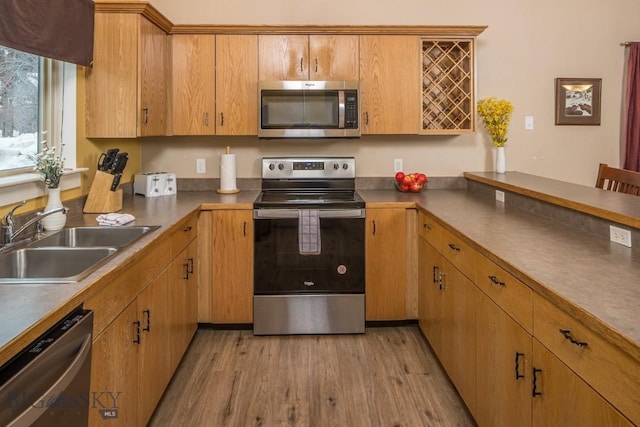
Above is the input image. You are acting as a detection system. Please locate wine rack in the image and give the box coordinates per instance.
[421,39,474,134]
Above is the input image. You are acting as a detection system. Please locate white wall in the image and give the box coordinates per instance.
[144,0,640,186]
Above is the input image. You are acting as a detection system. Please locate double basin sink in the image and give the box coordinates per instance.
[0,226,159,284]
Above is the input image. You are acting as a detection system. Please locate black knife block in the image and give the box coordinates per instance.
[83,171,123,213]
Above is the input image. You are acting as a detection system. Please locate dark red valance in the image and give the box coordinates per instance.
[0,0,94,67]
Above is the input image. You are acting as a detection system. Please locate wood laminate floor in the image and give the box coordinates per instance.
[149,326,475,427]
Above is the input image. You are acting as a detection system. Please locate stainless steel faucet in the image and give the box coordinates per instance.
[1,201,69,246]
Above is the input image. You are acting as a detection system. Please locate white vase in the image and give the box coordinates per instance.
[496,146,506,174]
[41,187,67,231]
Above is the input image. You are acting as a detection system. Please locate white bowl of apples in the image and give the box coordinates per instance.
[394,171,428,193]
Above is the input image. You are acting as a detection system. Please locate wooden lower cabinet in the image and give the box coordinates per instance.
[531,339,631,426]
[168,238,198,371]
[89,302,139,427]
[211,209,253,323]
[365,208,407,320]
[137,270,172,426]
[475,292,532,427]
[418,238,443,354]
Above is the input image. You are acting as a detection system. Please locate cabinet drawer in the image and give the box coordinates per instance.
[441,227,475,280]
[418,210,442,249]
[475,255,533,333]
[170,213,198,259]
[534,294,640,425]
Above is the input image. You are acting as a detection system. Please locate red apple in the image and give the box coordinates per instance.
[416,173,427,183]
[395,171,405,182]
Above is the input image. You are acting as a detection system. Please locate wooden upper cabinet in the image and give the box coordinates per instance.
[216,35,258,135]
[170,34,215,136]
[86,13,167,138]
[359,35,420,135]
[258,34,359,81]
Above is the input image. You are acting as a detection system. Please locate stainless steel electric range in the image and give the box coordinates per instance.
[253,157,365,335]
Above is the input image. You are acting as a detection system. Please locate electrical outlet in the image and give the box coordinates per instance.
[525,116,534,130]
[394,158,403,173]
[495,190,505,203]
[610,225,632,247]
[196,158,206,174]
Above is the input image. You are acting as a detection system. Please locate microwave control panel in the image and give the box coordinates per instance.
[344,91,359,129]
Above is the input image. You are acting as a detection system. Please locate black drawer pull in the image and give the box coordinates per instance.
[488,275,506,287]
[448,243,461,252]
[183,226,192,232]
[515,352,525,380]
[432,265,439,284]
[559,329,588,347]
[142,309,151,332]
[423,223,432,230]
[532,368,543,397]
[187,257,194,274]
[133,320,141,344]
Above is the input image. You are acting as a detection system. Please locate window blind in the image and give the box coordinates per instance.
[0,0,94,67]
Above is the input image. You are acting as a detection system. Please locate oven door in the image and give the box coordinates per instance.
[253,208,365,295]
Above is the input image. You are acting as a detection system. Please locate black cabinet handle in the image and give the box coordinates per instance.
[314,57,318,72]
[187,257,194,274]
[432,265,439,284]
[183,263,190,280]
[142,108,149,124]
[515,352,525,380]
[204,112,209,126]
[365,112,369,125]
[372,220,376,236]
[183,226,192,233]
[559,329,588,347]
[133,320,141,344]
[220,112,224,126]
[532,368,543,397]
[423,223,432,230]
[488,275,506,287]
[300,57,304,72]
[142,309,151,332]
[448,243,461,252]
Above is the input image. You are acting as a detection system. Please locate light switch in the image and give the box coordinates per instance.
[525,116,534,130]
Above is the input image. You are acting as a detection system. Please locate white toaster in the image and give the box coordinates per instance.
[134,172,177,197]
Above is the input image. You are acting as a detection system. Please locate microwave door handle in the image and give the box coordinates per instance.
[338,90,345,129]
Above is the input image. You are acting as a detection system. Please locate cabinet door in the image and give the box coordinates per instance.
[258,35,308,80]
[212,210,254,323]
[532,340,631,426]
[216,35,259,135]
[440,258,479,415]
[168,238,198,372]
[137,270,171,426]
[417,237,444,354]
[475,292,532,427]
[89,302,139,427]
[359,35,420,134]
[138,16,167,136]
[171,34,215,135]
[85,13,138,138]
[309,35,359,80]
[365,208,406,320]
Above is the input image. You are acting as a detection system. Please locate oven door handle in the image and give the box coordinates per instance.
[254,209,365,219]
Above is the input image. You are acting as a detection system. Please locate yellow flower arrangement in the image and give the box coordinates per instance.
[477,97,514,147]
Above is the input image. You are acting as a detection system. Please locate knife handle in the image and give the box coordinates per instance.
[110,173,122,191]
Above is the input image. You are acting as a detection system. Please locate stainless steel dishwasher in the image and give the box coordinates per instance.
[0,307,93,427]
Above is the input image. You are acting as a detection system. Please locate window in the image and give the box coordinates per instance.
[0,45,39,174]
[0,44,78,206]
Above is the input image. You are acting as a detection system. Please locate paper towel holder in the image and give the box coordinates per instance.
[217,146,240,194]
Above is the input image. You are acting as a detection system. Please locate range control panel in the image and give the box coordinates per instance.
[261,157,356,179]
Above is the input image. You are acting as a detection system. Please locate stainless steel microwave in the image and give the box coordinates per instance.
[258,80,360,138]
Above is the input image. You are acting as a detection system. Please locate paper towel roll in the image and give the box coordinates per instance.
[220,153,237,191]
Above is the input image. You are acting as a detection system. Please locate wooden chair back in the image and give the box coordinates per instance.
[595,163,640,195]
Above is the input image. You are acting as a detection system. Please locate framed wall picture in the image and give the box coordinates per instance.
[555,78,602,125]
